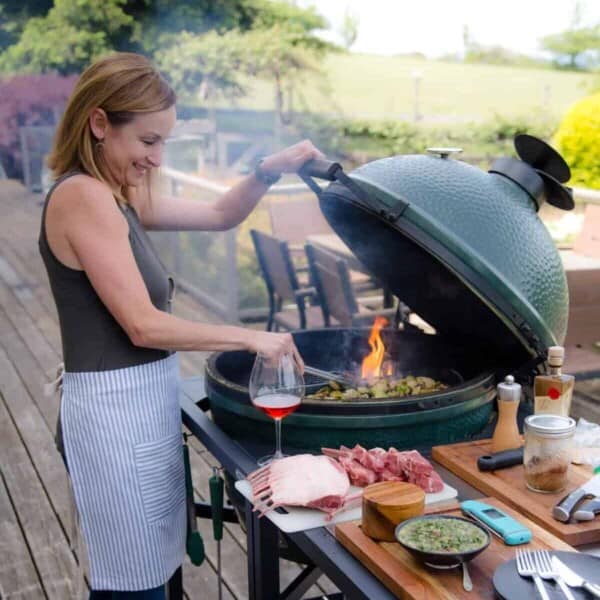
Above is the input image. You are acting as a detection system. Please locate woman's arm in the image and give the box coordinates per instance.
[140,140,323,231]
[58,178,303,366]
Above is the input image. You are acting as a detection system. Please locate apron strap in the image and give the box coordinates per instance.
[45,362,67,465]
[44,362,64,397]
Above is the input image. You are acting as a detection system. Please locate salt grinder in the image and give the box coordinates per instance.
[491,375,522,453]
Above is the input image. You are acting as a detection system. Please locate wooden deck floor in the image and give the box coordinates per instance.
[0,180,338,599]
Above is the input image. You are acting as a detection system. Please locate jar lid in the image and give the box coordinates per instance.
[525,414,576,438]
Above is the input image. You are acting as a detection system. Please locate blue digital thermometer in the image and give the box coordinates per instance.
[460,500,532,545]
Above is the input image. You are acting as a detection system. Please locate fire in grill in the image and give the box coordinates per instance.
[306,316,452,400]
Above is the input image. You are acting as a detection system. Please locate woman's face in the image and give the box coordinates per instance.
[93,106,177,187]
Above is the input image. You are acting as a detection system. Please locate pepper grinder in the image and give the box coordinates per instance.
[491,375,522,453]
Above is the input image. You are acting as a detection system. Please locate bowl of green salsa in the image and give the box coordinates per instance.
[395,515,490,567]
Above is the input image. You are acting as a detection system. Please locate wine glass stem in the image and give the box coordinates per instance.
[274,417,283,459]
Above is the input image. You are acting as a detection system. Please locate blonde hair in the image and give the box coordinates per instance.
[47,52,176,202]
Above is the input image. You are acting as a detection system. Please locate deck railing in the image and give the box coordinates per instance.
[573,186,600,205]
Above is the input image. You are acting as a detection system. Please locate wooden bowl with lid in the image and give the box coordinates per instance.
[361,481,425,541]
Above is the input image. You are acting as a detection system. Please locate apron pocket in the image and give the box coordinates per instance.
[134,433,185,524]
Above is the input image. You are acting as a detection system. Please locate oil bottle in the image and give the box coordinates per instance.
[491,375,522,453]
[534,346,575,417]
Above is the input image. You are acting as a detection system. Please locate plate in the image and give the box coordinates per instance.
[494,551,600,600]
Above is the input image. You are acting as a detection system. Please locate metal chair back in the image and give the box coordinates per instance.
[251,229,318,330]
[305,243,359,327]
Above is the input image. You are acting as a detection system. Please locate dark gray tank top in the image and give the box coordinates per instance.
[39,173,173,372]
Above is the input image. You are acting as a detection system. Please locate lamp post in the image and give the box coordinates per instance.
[412,69,423,122]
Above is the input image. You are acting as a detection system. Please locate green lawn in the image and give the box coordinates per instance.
[222,53,596,122]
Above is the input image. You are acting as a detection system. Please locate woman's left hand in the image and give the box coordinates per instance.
[260,139,325,175]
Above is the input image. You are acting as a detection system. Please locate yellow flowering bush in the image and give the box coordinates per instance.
[554,92,600,189]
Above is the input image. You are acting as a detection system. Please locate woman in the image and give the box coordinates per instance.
[40,52,321,598]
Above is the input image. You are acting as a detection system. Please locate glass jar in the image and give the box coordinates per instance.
[523,414,576,493]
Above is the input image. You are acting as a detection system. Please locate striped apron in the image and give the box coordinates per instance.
[60,354,186,591]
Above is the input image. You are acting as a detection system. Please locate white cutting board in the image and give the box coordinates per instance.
[234,479,457,533]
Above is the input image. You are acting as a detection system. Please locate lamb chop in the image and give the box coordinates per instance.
[322,444,389,483]
[322,445,444,493]
[246,454,362,518]
[335,453,377,487]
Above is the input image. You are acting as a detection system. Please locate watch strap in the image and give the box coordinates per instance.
[254,159,281,186]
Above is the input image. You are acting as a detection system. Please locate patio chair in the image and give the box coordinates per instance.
[250,229,326,331]
[305,242,399,328]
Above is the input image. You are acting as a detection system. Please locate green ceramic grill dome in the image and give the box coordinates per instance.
[316,136,573,364]
[204,135,574,455]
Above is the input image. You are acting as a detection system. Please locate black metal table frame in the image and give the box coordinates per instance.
[175,377,482,600]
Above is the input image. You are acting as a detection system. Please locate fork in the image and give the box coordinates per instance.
[515,548,550,600]
[533,549,576,600]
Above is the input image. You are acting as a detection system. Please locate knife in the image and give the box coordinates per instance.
[551,556,600,598]
[553,473,600,522]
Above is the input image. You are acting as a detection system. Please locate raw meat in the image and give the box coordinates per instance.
[246,454,362,517]
[338,455,378,487]
[322,445,444,493]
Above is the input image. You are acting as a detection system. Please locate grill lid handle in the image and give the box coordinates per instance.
[298,159,342,181]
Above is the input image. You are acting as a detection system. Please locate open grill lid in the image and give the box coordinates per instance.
[299,136,571,367]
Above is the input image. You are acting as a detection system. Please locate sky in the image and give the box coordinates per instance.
[300,0,600,58]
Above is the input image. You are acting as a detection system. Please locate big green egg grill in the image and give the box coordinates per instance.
[205,135,573,453]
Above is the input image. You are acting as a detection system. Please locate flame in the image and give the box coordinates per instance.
[361,316,389,380]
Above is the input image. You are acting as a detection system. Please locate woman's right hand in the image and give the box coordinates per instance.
[245,330,304,373]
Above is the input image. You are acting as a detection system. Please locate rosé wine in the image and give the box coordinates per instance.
[253,393,301,419]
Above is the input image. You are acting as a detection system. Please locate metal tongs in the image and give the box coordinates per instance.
[304,365,356,388]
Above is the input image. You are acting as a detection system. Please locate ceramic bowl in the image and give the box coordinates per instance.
[394,515,491,568]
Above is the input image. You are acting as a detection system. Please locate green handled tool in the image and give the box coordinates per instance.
[209,466,224,600]
[183,436,204,566]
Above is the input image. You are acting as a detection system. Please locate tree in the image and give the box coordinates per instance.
[541,25,600,69]
[156,30,248,103]
[153,3,334,143]
[243,24,335,143]
[0,1,53,51]
[339,7,359,51]
[541,0,600,69]
[0,0,330,74]
[0,0,136,74]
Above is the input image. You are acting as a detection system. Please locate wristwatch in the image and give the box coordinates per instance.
[254,158,281,186]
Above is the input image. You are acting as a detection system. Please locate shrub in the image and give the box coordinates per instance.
[291,112,558,168]
[0,73,76,179]
[554,92,600,189]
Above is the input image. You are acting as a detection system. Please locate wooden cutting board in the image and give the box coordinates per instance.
[432,439,599,546]
[335,497,574,600]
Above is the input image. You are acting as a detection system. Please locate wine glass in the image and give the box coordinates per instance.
[248,352,305,466]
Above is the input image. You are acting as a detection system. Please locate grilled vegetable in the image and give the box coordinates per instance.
[306,375,448,401]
